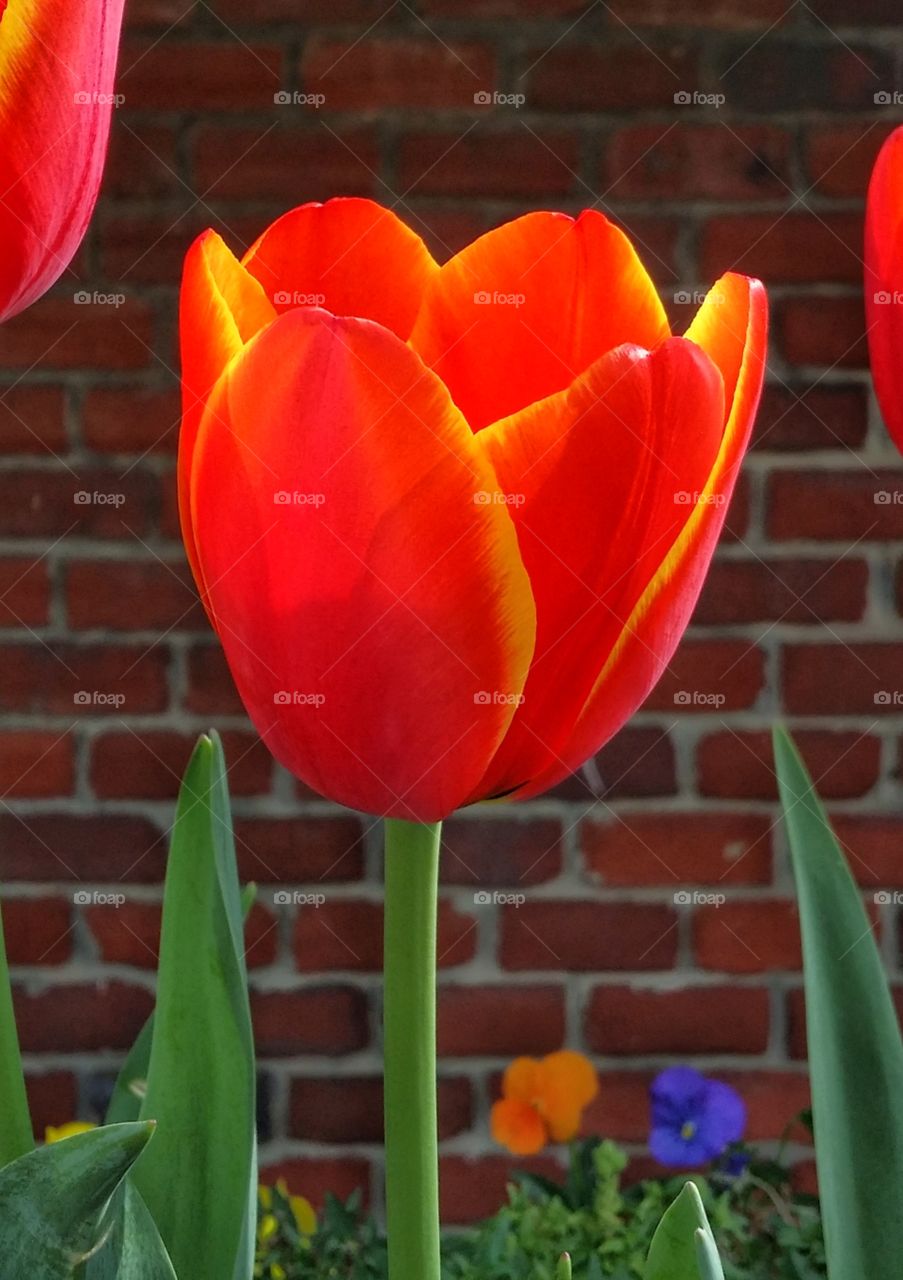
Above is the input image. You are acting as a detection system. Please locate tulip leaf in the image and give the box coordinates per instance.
[80,1181,176,1280]
[0,1121,153,1279]
[132,732,256,1280]
[694,1228,725,1280]
[774,725,903,1280]
[645,1181,716,1280]
[0,895,33,1166]
[557,1254,573,1279]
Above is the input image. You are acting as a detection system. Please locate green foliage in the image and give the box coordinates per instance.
[254,1141,826,1280]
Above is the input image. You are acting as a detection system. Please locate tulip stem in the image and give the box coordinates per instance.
[383,818,442,1280]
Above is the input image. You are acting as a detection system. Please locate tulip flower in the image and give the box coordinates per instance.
[491,1051,599,1156]
[866,126,903,452]
[0,0,127,323]
[179,198,766,824]
[178,197,767,1280]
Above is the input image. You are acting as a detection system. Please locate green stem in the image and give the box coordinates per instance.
[0,895,33,1165]
[383,818,442,1280]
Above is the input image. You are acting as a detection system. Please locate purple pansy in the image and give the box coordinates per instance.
[649,1066,746,1167]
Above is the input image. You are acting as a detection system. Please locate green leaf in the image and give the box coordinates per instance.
[557,1254,573,1280]
[0,896,33,1165]
[0,1122,153,1278]
[81,1182,176,1280]
[132,732,256,1280]
[645,1182,712,1280]
[774,725,903,1280]
[694,1227,725,1280]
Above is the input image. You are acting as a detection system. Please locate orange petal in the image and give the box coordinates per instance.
[189,308,536,821]
[410,210,670,431]
[0,0,126,321]
[490,1099,547,1156]
[865,126,903,452]
[538,1051,599,1142]
[518,275,767,799]
[178,230,276,592]
[469,337,725,801]
[502,1056,543,1103]
[241,197,439,340]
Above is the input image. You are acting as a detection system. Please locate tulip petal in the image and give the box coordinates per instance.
[516,275,767,800]
[410,210,670,431]
[188,308,536,821]
[865,126,903,451]
[469,337,725,801]
[179,230,276,591]
[242,197,439,340]
[0,0,126,322]
[490,1099,547,1156]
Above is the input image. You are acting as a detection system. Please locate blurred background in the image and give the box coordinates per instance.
[0,0,899,1222]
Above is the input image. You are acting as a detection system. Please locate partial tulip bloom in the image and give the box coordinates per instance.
[0,0,126,323]
[179,198,767,821]
[490,1051,599,1156]
[866,125,903,452]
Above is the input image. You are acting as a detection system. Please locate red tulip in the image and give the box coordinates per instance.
[179,199,767,821]
[866,125,903,451]
[0,0,126,323]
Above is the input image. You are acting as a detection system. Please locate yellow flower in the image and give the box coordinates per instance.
[258,1181,317,1237]
[44,1121,97,1144]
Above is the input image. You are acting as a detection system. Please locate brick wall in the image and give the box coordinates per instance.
[0,0,900,1222]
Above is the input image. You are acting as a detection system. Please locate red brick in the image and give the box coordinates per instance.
[294,899,475,971]
[0,643,168,716]
[719,41,891,112]
[586,985,770,1054]
[90,730,272,799]
[693,900,802,973]
[184,645,244,716]
[193,125,379,202]
[289,1076,471,1143]
[528,41,696,112]
[500,902,677,971]
[301,38,495,110]
[440,817,562,887]
[0,468,160,539]
[809,0,899,21]
[233,817,366,884]
[440,1154,563,1224]
[14,981,154,1052]
[404,207,490,262]
[398,131,579,199]
[551,727,676,801]
[605,0,790,23]
[259,1158,371,1210]
[695,558,867,625]
[2,898,72,965]
[768,471,903,540]
[100,214,211,287]
[0,299,154,371]
[697,729,880,800]
[82,385,180,455]
[26,1072,79,1136]
[118,39,283,111]
[643,639,765,713]
[806,123,895,198]
[779,295,868,369]
[783,645,903,716]
[0,559,51,628]
[66,560,201,631]
[438,985,565,1056]
[85,899,276,970]
[701,212,863,284]
[583,1072,653,1143]
[422,0,588,13]
[0,385,66,454]
[832,815,903,888]
[607,125,792,201]
[252,987,369,1055]
[753,384,869,451]
[0,814,166,882]
[720,1071,811,1140]
[582,812,772,887]
[104,120,180,200]
[0,732,74,798]
[124,0,192,24]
